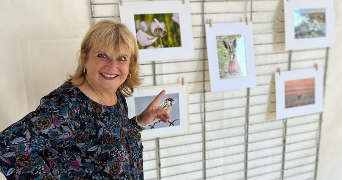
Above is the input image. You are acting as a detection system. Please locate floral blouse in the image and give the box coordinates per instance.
[0,81,144,180]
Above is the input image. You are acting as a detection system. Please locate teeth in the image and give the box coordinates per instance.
[101,73,118,78]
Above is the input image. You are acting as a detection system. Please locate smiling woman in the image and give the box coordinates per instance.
[0,20,170,179]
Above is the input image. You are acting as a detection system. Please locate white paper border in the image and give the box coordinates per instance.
[205,22,256,92]
[126,84,189,140]
[284,0,335,50]
[275,68,324,119]
[119,1,195,62]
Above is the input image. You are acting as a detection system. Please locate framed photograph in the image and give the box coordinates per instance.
[205,22,256,92]
[126,84,189,139]
[275,68,324,120]
[119,1,194,62]
[284,0,335,50]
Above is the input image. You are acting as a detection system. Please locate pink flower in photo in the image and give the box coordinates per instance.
[150,18,167,37]
[70,161,80,169]
[135,20,148,32]
[171,13,180,24]
[136,30,158,46]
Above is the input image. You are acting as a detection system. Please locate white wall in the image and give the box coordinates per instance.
[317,1,342,180]
[0,0,341,180]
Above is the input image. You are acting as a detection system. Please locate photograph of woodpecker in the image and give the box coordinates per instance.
[134,93,180,130]
[294,8,326,39]
[285,78,315,108]
[134,13,181,49]
[216,34,247,80]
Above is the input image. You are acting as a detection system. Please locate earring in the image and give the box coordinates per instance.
[83,68,87,74]
[127,73,132,79]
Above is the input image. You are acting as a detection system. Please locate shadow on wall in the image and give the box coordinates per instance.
[274,1,286,52]
[266,74,277,121]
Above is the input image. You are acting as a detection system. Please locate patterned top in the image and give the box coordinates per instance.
[0,81,144,180]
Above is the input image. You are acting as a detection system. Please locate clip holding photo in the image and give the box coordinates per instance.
[277,68,281,75]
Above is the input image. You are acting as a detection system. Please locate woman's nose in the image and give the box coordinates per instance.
[108,59,119,69]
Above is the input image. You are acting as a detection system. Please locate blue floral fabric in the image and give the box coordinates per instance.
[0,81,143,179]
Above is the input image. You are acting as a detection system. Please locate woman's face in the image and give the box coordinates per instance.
[84,46,130,92]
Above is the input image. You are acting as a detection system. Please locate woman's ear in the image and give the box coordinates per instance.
[81,49,88,66]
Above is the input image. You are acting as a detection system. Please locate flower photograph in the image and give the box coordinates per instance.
[294,8,326,39]
[134,93,180,130]
[216,34,247,80]
[285,78,315,108]
[134,13,181,49]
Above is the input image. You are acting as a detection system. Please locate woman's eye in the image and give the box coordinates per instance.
[117,56,127,62]
[97,53,108,59]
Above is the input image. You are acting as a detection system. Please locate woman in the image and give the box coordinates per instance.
[0,20,169,179]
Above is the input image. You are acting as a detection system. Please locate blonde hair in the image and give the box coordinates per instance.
[69,20,142,97]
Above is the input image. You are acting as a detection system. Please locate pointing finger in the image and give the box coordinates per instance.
[150,90,165,107]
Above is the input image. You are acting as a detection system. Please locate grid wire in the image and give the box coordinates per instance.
[89,0,327,179]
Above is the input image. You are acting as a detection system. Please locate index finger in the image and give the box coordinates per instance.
[150,90,165,107]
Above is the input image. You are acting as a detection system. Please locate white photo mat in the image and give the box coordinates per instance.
[275,68,324,120]
[205,22,256,92]
[127,84,189,139]
[284,0,335,50]
[119,1,195,62]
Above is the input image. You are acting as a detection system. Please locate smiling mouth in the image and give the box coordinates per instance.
[100,73,119,79]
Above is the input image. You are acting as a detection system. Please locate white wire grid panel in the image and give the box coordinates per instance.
[89,0,328,179]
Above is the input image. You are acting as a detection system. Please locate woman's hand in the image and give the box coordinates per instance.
[137,90,170,126]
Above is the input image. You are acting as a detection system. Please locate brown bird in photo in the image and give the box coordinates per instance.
[156,97,175,123]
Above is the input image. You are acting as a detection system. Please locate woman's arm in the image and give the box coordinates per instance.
[0,99,59,179]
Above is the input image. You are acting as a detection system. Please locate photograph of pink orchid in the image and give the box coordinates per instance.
[134,13,181,49]
[294,8,326,39]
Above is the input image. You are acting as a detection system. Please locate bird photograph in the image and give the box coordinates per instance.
[134,93,180,130]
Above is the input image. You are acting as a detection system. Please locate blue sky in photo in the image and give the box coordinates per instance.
[294,8,326,26]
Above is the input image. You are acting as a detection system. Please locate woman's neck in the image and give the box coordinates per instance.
[71,77,118,106]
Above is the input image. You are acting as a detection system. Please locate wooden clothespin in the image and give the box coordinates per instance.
[277,68,281,75]
[315,64,318,71]
[246,17,249,25]
[209,19,212,27]
[119,0,123,6]
[181,77,184,85]
[182,0,185,4]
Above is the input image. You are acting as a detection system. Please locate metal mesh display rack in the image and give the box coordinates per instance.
[89,0,329,179]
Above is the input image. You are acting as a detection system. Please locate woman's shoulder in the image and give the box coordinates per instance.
[39,81,80,109]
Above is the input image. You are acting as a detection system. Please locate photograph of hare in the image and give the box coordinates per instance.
[285,78,315,108]
[216,34,247,79]
[134,93,180,130]
[134,13,181,49]
[294,8,326,39]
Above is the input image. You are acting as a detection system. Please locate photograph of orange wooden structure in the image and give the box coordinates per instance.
[285,78,315,108]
